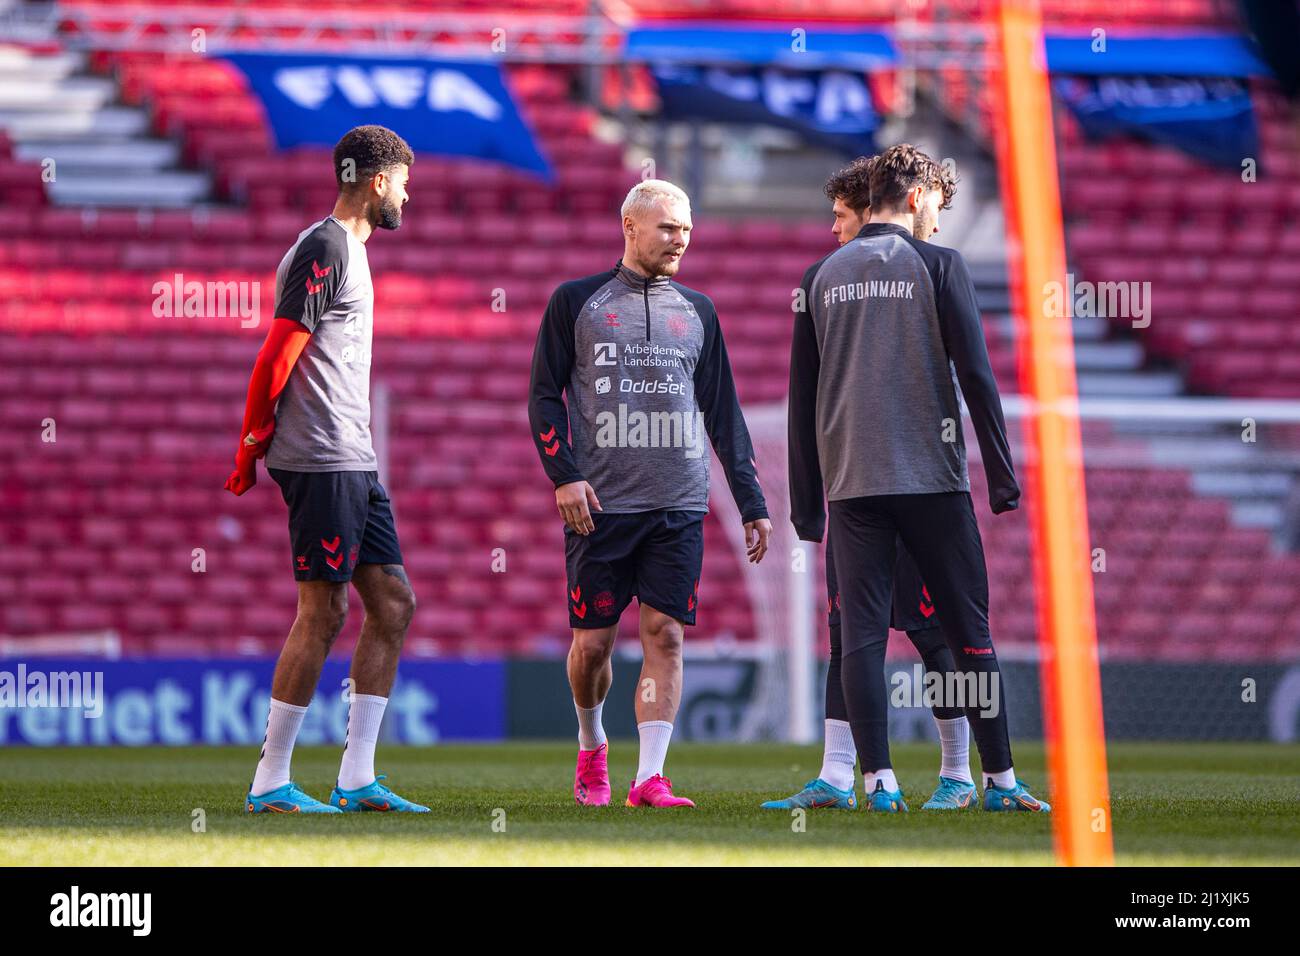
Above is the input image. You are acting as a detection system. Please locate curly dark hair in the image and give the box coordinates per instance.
[333,125,414,190]
[823,155,876,215]
[869,143,957,212]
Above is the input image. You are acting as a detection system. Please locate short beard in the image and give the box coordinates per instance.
[375,194,403,231]
[912,208,935,241]
[633,252,673,278]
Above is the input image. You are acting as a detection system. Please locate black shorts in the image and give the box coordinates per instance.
[268,468,404,582]
[827,531,937,633]
[564,509,704,628]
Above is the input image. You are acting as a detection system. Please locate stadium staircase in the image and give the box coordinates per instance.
[0,45,209,207]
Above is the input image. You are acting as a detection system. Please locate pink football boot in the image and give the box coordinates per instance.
[574,743,611,806]
[625,774,696,808]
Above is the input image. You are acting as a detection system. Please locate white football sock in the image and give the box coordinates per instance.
[934,715,974,784]
[987,767,1017,790]
[251,698,308,796]
[864,768,898,793]
[576,700,607,751]
[818,719,857,791]
[634,720,674,785]
[337,693,388,791]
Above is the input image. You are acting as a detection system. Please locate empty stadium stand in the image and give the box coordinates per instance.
[1058,90,1300,399]
[2,5,1298,666]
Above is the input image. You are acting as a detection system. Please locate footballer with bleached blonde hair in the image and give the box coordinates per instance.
[527,178,771,809]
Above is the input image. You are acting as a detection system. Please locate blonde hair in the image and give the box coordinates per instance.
[621,178,690,221]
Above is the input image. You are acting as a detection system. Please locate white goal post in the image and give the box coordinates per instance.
[708,401,817,743]
[708,394,1300,743]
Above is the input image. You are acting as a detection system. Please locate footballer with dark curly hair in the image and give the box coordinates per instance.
[822,154,874,245]
[788,143,1049,815]
[762,154,979,814]
[224,124,428,814]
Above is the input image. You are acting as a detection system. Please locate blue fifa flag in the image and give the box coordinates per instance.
[626,25,896,70]
[223,52,553,180]
[1055,75,1260,170]
[1044,33,1269,79]
[652,64,878,156]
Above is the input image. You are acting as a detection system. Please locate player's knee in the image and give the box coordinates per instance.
[394,585,417,630]
[841,637,888,665]
[572,628,615,663]
[643,615,683,658]
[379,585,417,635]
[299,587,349,639]
[326,587,349,629]
[917,642,955,676]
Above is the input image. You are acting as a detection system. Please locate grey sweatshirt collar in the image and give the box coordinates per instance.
[614,260,672,291]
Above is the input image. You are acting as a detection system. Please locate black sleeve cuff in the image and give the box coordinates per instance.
[792,520,825,543]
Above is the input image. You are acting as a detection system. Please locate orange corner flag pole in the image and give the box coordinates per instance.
[990,0,1113,865]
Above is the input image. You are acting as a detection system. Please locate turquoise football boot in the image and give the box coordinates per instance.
[329,774,430,813]
[921,776,977,810]
[983,779,1051,813]
[246,781,341,814]
[760,778,857,810]
[865,779,908,813]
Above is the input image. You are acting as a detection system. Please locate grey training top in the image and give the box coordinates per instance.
[788,222,1019,541]
[265,216,378,473]
[528,262,768,523]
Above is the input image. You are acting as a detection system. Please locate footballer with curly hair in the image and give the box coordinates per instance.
[788,143,1049,814]
[764,154,980,813]
[225,125,428,814]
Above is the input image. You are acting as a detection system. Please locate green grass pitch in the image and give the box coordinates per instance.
[1,742,1297,865]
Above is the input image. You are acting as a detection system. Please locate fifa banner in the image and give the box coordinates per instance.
[0,658,504,747]
[1055,75,1260,170]
[624,24,896,70]
[1042,32,1270,79]
[650,64,879,156]
[223,52,552,179]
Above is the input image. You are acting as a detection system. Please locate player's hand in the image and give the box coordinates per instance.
[744,518,771,563]
[224,451,257,496]
[556,480,601,535]
[990,487,1020,514]
[241,423,275,460]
